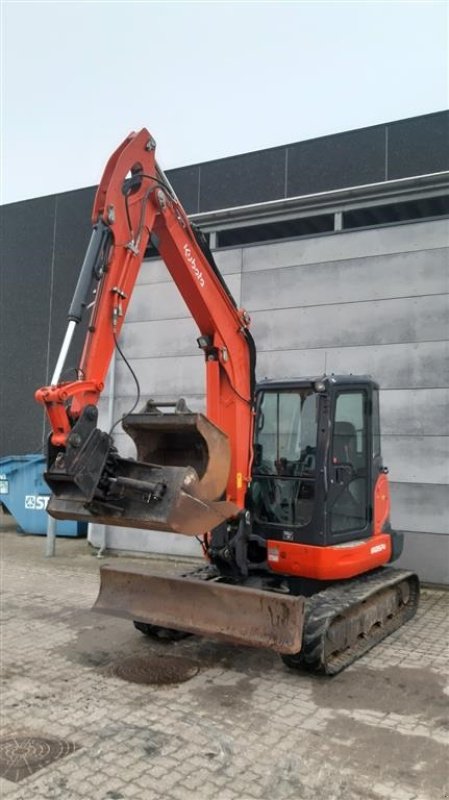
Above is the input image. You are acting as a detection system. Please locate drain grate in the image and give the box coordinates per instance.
[113,654,199,685]
[0,735,79,782]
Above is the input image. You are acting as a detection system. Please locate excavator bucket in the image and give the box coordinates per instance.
[122,401,231,501]
[46,400,239,535]
[93,564,305,654]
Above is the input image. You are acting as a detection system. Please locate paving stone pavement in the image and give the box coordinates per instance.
[1,525,448,800]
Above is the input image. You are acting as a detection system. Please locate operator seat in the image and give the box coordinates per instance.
[333,421,357,465]
[332,421,366,532]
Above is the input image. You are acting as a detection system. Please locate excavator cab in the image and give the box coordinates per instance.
[250,375,379,548]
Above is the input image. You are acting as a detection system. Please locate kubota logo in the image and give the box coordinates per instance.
[184,244,205,287]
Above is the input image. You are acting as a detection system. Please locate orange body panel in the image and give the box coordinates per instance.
[267,534,392,580]
[266,472,394,580]
[373,473,390,535]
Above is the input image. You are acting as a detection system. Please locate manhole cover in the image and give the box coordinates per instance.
[0,735,79,782]
[113,654,199,685]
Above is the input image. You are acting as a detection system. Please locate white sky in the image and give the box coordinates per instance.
[1,0,448,204]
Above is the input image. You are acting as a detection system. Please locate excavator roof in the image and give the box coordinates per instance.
[256,375,379,391]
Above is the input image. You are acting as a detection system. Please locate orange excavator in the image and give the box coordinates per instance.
[36,129,419,674]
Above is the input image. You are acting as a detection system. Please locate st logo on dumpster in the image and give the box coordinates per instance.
[25,496,49,510]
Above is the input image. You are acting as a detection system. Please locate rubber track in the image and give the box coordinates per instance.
[282,568,420,676]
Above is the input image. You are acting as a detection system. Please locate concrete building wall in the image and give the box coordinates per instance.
[90,217,449,583]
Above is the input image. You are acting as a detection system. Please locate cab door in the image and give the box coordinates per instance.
[327,387,371,543]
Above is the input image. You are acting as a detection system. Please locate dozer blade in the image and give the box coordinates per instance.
[46,401,239,535]
[93,564,305,654]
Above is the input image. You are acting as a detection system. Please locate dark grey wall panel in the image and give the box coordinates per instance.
[48,187,96,377]
[387,111,449,180]
[166,165,200,214]
[0,187,96,457]
[394,531,449,584]
[199,148,286,212]
[0,196,55,455]
[287,126,385,196]
[164,111,449,212]
[390,482,448,535]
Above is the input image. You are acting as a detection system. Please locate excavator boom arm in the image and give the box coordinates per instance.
[36,129,255,510]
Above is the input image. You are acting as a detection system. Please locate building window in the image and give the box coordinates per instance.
[143,193,449,258]
[343,194,449,229]
[215,214,334,248]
